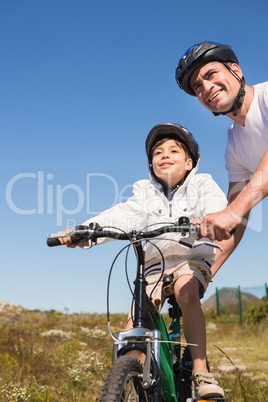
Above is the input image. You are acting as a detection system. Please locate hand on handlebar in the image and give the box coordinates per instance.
[200,208,238,241]
[56,229,77,248]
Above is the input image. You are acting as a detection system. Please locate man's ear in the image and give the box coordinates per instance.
[230,63,243,79]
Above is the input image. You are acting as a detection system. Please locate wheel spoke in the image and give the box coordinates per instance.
[123,373,141,401]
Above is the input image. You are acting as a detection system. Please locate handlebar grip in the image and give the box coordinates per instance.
[47,236,83,247]
[47,237,62,247]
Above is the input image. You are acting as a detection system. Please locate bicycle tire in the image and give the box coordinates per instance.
[100,355,152,401]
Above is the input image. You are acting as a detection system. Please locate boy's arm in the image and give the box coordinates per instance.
[57,181,148,248]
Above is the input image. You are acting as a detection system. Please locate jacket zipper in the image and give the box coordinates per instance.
[169,202,172,217]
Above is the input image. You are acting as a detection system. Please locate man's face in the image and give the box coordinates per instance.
[190,61,242,114]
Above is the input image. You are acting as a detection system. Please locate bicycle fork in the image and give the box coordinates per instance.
[111,239,176,400]
[113,327,162,400]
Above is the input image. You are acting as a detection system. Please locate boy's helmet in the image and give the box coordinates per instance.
[175,41,239,96]
[146,123,199,167]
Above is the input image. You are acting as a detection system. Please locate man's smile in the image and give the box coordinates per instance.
[208,89,222,102]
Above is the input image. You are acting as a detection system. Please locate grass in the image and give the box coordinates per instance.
[205,318,268,402]
[0,306,116,401]
[0,303,267,401]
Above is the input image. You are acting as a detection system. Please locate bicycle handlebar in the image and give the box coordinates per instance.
[47,218,222,251]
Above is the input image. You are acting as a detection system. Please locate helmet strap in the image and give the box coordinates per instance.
[213,64,246,117]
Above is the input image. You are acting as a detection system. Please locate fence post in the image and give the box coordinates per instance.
[238,286,243,323]
[216,287,220,316]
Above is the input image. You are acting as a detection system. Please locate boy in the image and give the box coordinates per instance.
[59,123,226,399]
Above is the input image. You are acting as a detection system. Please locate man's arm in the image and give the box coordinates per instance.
[209,181,249,277]
[211,221,248,277]
[201,150,268,241]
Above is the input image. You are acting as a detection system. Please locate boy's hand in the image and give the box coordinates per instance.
[56,228,77,248]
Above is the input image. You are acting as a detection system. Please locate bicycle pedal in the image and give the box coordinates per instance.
[187,399,227,402]
[189,399,227,402]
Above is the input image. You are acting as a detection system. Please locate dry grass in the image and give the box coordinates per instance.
[0,304,267,401]
[205,318,268,402]
[0,306,116,401]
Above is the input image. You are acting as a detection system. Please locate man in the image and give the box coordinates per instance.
[175,41,268,253]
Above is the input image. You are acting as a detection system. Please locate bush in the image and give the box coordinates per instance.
[244,297,268,325]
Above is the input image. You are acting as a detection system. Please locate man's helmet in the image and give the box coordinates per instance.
[146,123,199,167]
[175,41,239,96]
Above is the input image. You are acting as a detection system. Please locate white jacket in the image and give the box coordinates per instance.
[81,162,227,274]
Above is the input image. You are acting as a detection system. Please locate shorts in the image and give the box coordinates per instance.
[127,261,211,321]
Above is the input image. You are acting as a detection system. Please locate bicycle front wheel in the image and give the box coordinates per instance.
[100,355,152,401]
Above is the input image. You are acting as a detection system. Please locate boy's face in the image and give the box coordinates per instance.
[152,139,193,189]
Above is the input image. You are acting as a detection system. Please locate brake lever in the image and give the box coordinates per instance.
[178,223,222,251]
[47,232,74,239]
[179,223,199,248]
[192,240,222,251]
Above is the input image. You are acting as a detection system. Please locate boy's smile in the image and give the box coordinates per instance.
[160,161,174,167]
[152,139,193,190]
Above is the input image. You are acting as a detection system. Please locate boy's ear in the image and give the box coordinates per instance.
[186,158,193,171]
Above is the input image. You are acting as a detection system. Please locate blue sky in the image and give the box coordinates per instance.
[1,0,268,314]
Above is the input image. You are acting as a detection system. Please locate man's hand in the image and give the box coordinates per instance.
[57,228,77,248]
[200,206,241,241]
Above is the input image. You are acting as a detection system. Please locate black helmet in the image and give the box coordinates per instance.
[146,123,199,167]
[175,41,239,96]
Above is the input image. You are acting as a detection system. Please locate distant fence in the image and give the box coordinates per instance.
[215,283,268,323]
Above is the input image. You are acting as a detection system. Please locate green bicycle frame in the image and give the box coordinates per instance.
[152,311,178,402]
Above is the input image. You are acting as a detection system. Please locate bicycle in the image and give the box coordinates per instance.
[47,217,227,402]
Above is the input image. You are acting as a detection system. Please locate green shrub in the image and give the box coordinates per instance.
[244,297,268,325]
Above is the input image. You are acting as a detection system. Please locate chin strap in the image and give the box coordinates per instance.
[213,64,246,117]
